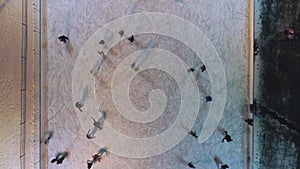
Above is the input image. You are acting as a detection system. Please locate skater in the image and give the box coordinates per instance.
[75,101,84,112]
[58,35,69,43]
[86,147,107,169]
[188,63,206,73]
[118,30,124,37]
[188,67,195,72]
[51,151,68,164]
[99,40,105,45]
[221,164,229,169]
[43,130,53,144]
[131,62,138,71]
[87,159,94,169]
[200,65,206,72]
[86,110,106,139]
[244,118,253,126]
[205,96,212,102]
[86,154,102,169]
[128,35,135,42]
[187,161,196,168]
[222,131,233,143]
[92,153,102,163]
[188,130,198,138]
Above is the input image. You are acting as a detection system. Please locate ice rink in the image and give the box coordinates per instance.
[0,0,251,169]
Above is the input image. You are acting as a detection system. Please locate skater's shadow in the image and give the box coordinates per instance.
[176,155,189,165]
[214,155,223,169]
[66,42,77,59]
[180,124,190,132]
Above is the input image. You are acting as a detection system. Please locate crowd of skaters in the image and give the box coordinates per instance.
[55,30,256,168]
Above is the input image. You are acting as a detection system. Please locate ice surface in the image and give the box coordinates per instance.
[0,0,250,169]
[45,1,250,168]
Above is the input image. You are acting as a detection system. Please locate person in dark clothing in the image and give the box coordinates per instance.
[87,160,93,169]
[86,155,101,169]
[187,161,196,168]
[75,101,84,112]
[221,164,229,169]
[222,131,232,143]
[188,130,198,138]
[58,35,69,43]
[43,130,53,144]
[128,35,135,42]
[99,40,105,44]
[244,118,253,126]
[188,64,205,73]
[51,151,68,164]
[200,65,206,72]
[188,68,195,72]
[118,30,124,37]
[92,153,102,163]
[86,148,107,169]
[205,96,212,102]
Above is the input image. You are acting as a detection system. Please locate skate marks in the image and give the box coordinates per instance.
[130,39,155,71]
[90,51,105,77]
[73,12,227,158]
[0,0,9,12]
[86,109,106,139]
[112,48,196,123]
[74,86,89,112]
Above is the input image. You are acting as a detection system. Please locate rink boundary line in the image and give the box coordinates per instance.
[248,1,254,169]
[20,0,28,168]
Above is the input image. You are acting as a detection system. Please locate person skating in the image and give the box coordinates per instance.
[75,101,84,112]
[205,96,212,102]
[51,151,68,164]
[86,147,107,169]
[222,131,232,143]
[188,67,195,72]
[188,130,198,138]
[58,35,69,43]
[118,30,124,37]
[86,154,101,169]
[187,161,196,168]
[92,153,102,163]
[200,65,206,72]
[99,40,105,45]
[87,159,94,169]
[86,110,106,139]
[43,130,53,144]
[244,118,253,126]
[128,35,135,42]
[221,164,229,169]
[188,64,205,73]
